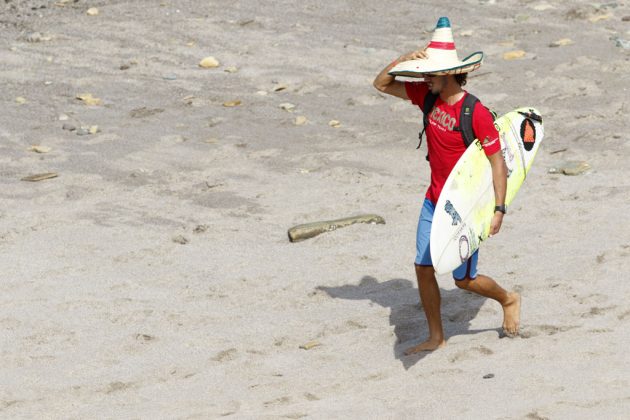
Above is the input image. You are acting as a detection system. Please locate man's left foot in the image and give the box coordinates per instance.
[404,339,446,355]
[502,292,521,337]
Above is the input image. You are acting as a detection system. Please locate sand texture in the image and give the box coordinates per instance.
[1,0,630,418]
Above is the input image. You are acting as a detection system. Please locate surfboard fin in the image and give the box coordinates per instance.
[517,110,542,123]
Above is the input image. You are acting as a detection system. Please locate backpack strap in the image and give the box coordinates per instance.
[417,92,438,150]
[453,93,479,148]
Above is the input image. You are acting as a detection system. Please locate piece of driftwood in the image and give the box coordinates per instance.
[288,214,385,242]
[21,172,59,182]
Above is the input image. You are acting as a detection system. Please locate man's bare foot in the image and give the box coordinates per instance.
[502,292,521,337]
[404,339,446,355]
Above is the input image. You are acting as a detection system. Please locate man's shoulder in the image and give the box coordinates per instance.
[469,95,495,120]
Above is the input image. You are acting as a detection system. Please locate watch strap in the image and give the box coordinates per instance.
[494,205,507,214]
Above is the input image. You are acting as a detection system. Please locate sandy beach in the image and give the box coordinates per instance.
[1,0,630,418]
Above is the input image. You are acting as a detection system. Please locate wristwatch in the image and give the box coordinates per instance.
[494,205,507,214]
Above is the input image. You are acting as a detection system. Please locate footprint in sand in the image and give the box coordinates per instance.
[220,400,241,416]
[212,348,238,362]
[576,293,609,305]
[449,345,493,363]
[617,310,630,321]
[282,413,309,419]
[304,392,320,401]
[1,400,22,410]
[519,324,579,339]
[525,410,550,420]
[103,381,137,394]
[580,305,617,318]
[263,396,291,408]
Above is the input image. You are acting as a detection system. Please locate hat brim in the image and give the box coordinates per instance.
[389,51,484,78]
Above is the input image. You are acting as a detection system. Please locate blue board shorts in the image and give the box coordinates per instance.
[415,198,478,281]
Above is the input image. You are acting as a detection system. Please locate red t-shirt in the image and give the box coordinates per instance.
[405,82,500,203]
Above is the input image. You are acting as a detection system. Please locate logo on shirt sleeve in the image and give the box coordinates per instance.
[481,136,498,148]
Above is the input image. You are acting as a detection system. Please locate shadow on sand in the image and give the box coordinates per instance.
[318,275,500,369]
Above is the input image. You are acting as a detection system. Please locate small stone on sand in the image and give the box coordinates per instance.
[76,93,101,106]
[549,38,572,47]
[612,37,630,50]
[532,4,554,11]
[329,120,341,128]
[589,14,611,23]
[503,50,526,60]
[87,7,99,16]
[28,145,52,154]
[135,333,155,341]
[279,103,296,112]
[199,56,220,68]
[548,161,591,176]
[294,116,308,125]
[299,340,321,350]
[223,100,242,107]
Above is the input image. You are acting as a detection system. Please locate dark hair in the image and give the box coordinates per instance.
[454,73,468,86]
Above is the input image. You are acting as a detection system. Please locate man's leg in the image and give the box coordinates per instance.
[454,274,521,336]
[407,199,447,354]
[405,264,447,354]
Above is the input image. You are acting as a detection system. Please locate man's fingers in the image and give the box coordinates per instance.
[489,224,500,237]
[409,50,428,60]
[400,49,429,62]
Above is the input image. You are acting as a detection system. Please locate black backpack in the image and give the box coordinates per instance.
[417,92,488,160]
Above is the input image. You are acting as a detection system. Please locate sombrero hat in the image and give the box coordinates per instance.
[389,17,483,77]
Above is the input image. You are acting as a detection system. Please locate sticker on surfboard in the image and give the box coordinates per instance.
[520,118,536,151]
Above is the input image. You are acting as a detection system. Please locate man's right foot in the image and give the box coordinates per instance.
[404,339,446,355]
[502,292,521,337]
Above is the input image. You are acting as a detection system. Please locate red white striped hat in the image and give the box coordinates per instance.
[389,17,483,77]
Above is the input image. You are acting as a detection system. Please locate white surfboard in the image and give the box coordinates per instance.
[430,107,544,275]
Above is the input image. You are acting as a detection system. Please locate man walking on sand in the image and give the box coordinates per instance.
[373,17,520,354]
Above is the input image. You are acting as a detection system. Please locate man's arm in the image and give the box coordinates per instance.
[373,48,428,99]
[487,150,507,236]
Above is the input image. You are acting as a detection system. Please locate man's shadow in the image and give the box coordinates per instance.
[318,275,499,369]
